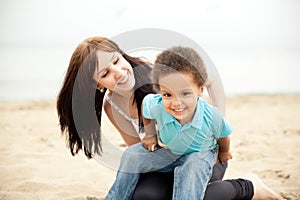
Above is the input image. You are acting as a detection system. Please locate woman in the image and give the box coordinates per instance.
[57,36,282,200]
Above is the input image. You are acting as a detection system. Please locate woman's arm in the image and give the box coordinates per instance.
[205,63,226,116]
[103,101,141,146]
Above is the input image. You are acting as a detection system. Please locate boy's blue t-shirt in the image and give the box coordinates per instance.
[143,94,232,155]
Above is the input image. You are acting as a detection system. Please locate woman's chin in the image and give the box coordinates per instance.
[112,74,135,95]
[114,85,135,95]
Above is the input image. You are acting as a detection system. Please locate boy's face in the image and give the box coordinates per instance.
[159,72,204,125]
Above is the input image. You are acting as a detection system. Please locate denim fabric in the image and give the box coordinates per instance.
[105,143,217,200]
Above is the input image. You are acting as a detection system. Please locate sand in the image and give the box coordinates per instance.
[0,95,299,200]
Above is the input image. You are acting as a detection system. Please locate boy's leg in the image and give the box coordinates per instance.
[105,171,139,200]
[172,150,217,200]
[105,143,179,200]
[119,143,179,173]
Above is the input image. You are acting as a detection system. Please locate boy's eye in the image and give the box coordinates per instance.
[162,93,171,97]
[182,92,191,96]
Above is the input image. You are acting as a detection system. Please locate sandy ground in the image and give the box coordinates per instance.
[0,95,299,200]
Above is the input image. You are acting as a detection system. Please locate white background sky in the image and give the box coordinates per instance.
[1,0,300,48]
[0,0,299,99]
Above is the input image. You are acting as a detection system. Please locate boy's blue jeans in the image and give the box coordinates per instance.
[105,143,217,200]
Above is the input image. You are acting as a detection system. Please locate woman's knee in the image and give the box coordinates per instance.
[204,180,236,200]
[133,172,173,200]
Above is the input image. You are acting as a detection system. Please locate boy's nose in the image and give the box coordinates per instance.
[172,97,182,106]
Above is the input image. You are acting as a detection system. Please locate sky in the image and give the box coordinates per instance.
[0,0,299,100]
[1,0,299,48]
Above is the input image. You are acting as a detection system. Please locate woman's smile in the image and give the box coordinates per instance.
[117,73,129,84]
[114,70,135,93]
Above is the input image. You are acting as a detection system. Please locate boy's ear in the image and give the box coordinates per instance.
[198,86,205,96]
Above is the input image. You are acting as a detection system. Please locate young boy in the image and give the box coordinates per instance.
[105,46,232,200]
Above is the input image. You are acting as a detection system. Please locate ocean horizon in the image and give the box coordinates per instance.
[0,43,299,101]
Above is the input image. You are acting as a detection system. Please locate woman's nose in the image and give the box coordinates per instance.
[109,64,125,78]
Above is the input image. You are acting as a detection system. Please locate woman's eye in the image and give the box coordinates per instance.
[101,70,108,78]
[113,57,119,65]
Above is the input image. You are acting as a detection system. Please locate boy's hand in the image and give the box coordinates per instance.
[217,136,232,163]
[218,151,232,163]
[157,134,168,149]
[142,135,158,151]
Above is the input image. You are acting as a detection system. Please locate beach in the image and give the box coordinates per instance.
[0,95,299,200]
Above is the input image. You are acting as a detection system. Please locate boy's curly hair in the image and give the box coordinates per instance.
[153,46,207,91]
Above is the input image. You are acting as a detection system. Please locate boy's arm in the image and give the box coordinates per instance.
[142,117,158,151]
[141,94,167,151]
[217,136,232,163]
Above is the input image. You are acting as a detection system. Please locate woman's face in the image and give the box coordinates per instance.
[94,51,135,95]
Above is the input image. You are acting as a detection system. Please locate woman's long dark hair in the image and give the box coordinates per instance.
[57,37,153,158]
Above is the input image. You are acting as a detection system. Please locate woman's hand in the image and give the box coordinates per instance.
[142,135,158,151]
